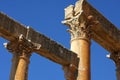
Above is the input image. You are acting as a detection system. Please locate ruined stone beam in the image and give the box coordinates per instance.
[0,12,78,66]
[79,1,120,53]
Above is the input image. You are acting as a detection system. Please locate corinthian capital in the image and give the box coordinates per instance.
[62,13,91,42]
[62,0,93,42]
[4,34,41,58]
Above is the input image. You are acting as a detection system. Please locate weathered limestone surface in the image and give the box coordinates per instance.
[0,12,78,66]
[4,35,34,80]
[0,0,120,79]
[63,0,120,53]
[82,1,120,53]
[62,1,91,80]
[62,0,120,80]
[0,12,27,41]
[63,64,78,80]
[27,27,78,66]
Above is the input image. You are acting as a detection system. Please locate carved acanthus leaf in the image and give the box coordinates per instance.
[4,35,41,58]
[63,13,91,41]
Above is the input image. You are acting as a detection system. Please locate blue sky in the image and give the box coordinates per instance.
[0,0,120,80]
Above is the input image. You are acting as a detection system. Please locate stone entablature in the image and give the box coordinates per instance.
[0,12,78,67]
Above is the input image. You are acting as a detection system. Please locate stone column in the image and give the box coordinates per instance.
[14,50,31,80]
[10,54,19,80]
[4,42,20,80]
[4,35,39,80]
[62,12,91,80]
[107,52,120,80]
[71,17,91,80]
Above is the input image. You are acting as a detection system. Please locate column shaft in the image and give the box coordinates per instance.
[14,54,30,80]
[71,39,90,80]
[4,35,39,80]
[10,54,19,80]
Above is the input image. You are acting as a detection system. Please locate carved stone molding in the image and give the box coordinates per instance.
[62,0,100,43]
[62,0,95,42]
[4,34,41,59]
[62,13,91,42]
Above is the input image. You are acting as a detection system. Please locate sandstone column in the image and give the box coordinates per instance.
[14,50,31,80]
[70,28,91,80]
[4,42,20,80]
[4,35,37,80]
[62,1,92,79]
[70,17,90,80]
[62,13,91,80]
[107,52,120,80]
[10,54,19,80]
